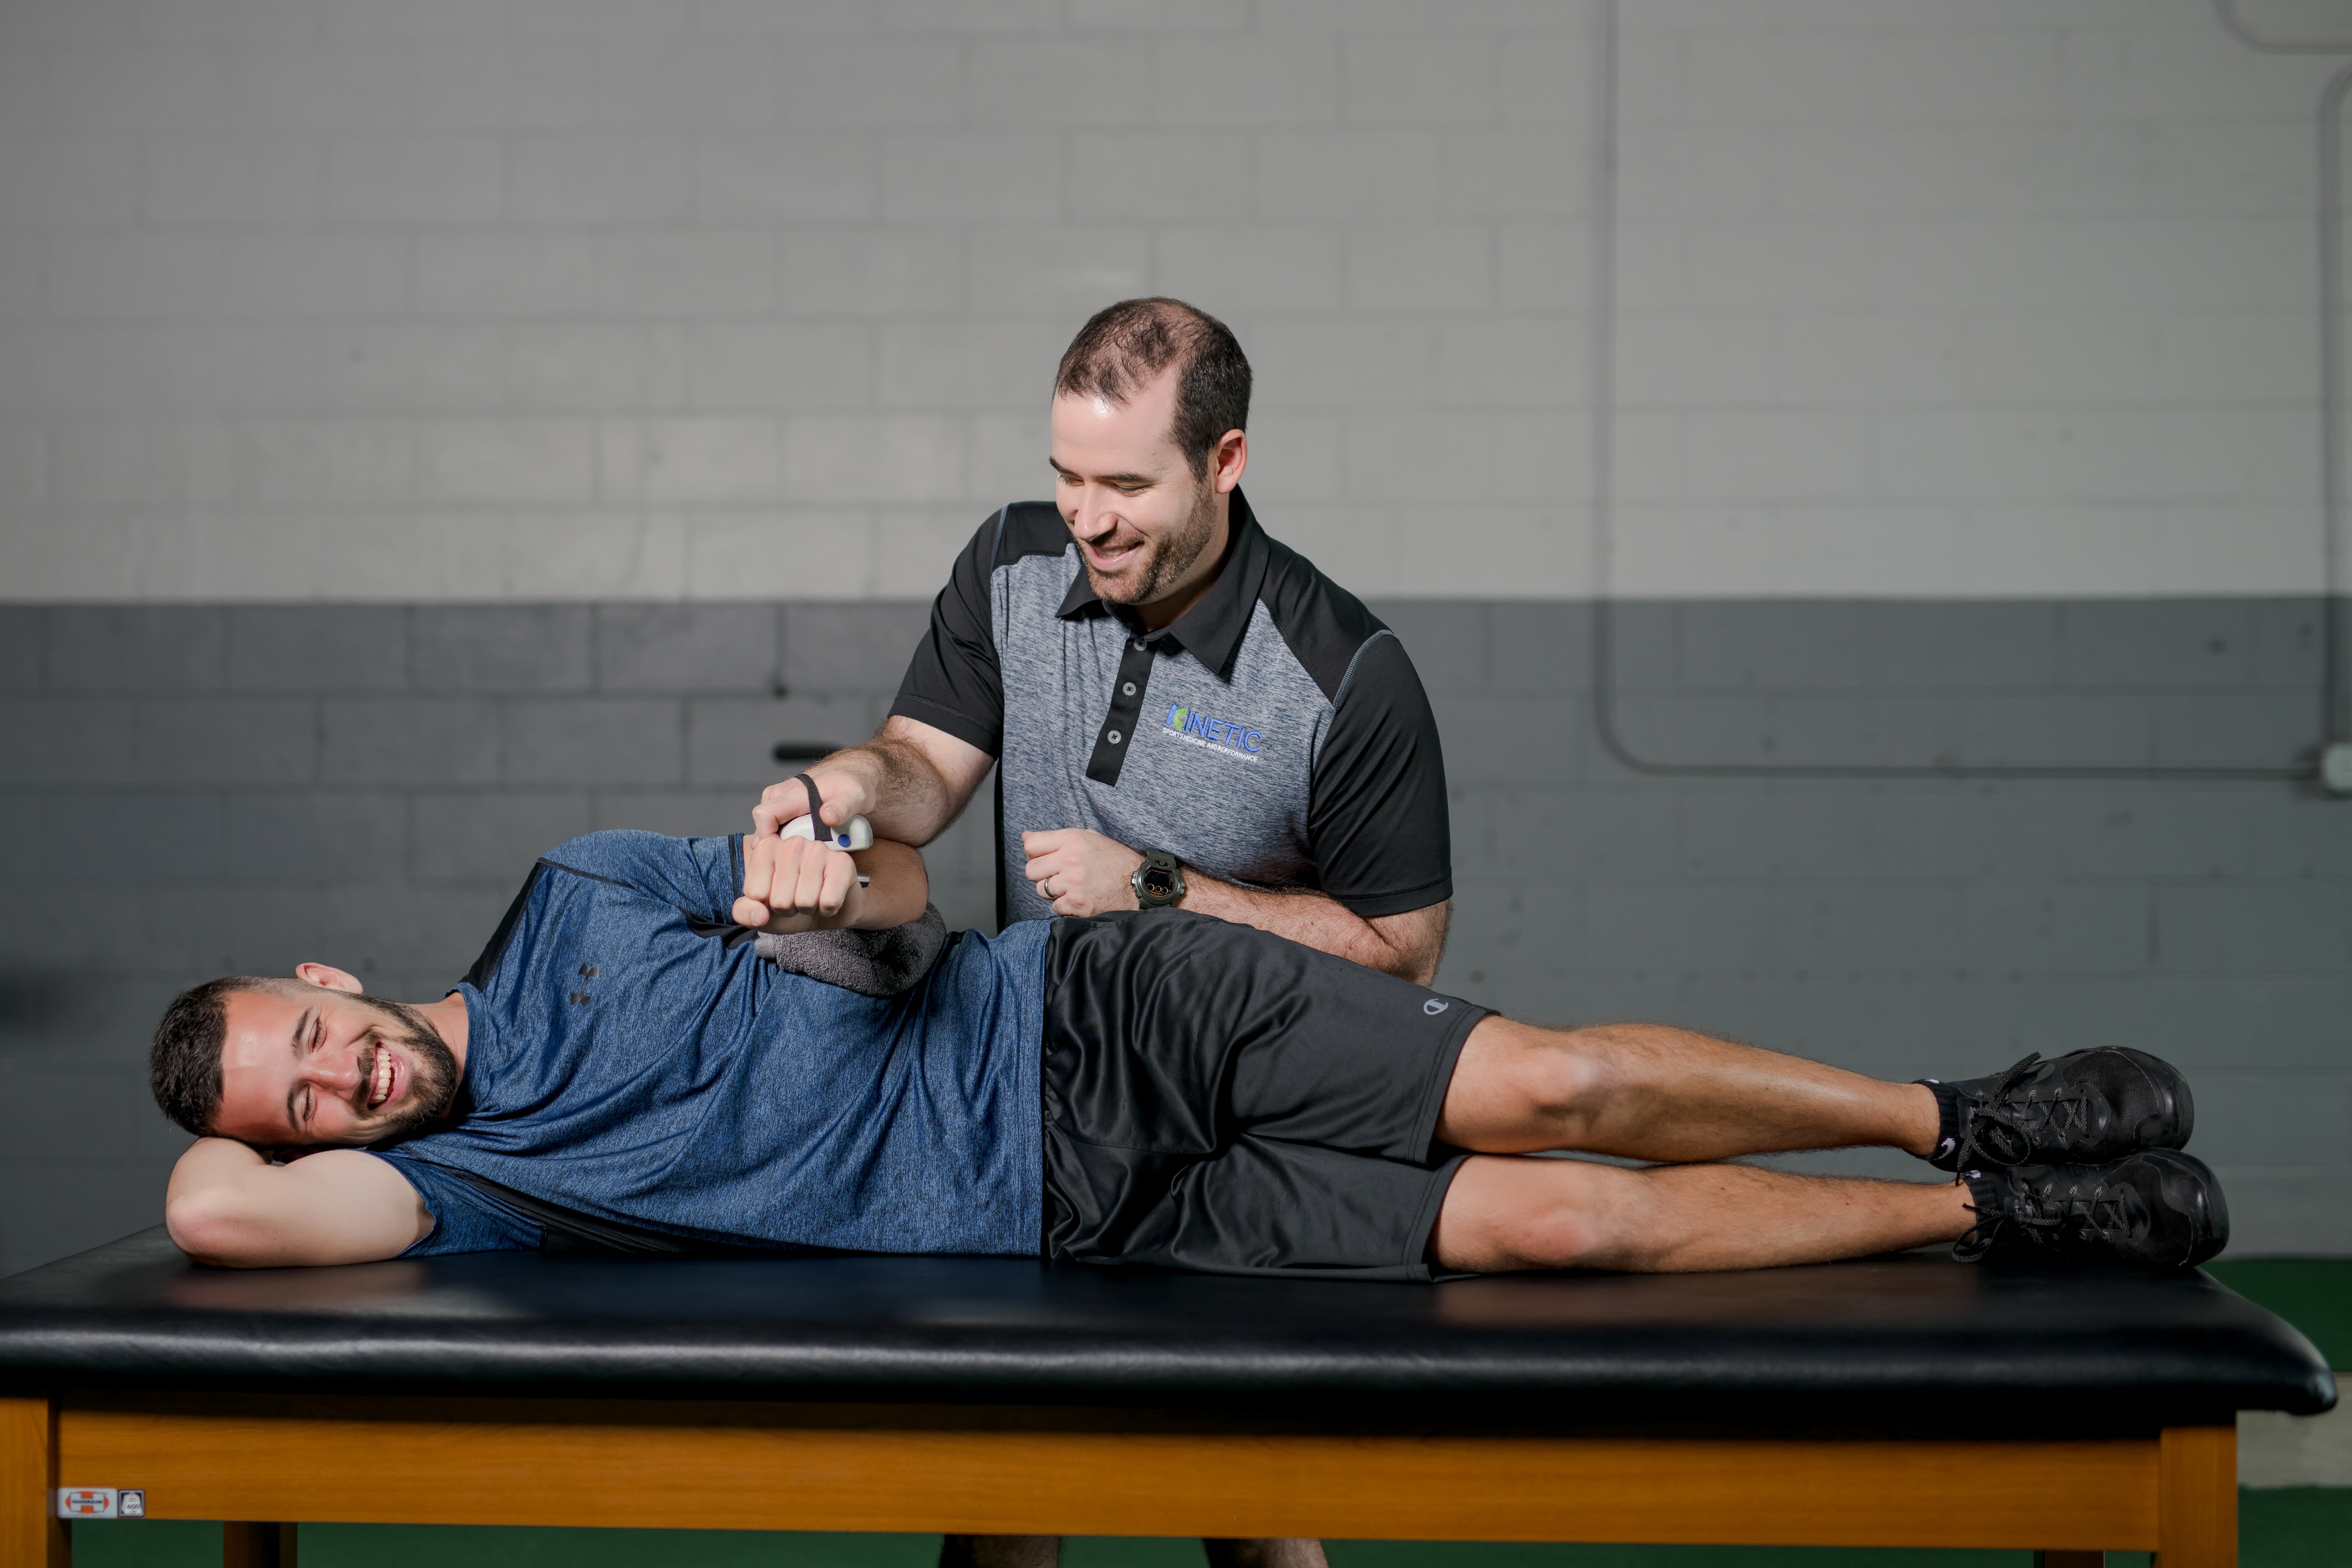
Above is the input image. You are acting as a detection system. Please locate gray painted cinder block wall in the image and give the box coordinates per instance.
[0,1,2331,603]
[2,596,2347,1276]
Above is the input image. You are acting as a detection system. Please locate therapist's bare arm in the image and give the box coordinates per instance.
[166,1138,432,1268]
[755,717,994,848]
[1022,825,1449,984]
[1187,884,1450,987]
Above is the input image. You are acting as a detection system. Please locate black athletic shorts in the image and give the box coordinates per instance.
[1038,909,1489,1280]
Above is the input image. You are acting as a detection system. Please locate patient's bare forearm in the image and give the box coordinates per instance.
[746,839,930,935]
[849,840,928,927]
[166,1138,430,1268]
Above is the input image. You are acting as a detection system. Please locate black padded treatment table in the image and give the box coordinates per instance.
[0,1229,2334,1568]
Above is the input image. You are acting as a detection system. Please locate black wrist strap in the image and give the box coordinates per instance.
[794,773,823,840]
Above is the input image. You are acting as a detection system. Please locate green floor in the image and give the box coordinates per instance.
[65,1506,2352,1568]
[2207,1259,2352,1369]
[67,1261,2352,1568]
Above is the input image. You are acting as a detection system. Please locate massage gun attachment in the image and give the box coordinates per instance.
[781,813,874,852]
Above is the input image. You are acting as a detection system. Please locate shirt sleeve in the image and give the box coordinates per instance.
[533,830,744,920]
[1307,632,1454,919]
[888,512,1004,757]
[369,1151,541,1256]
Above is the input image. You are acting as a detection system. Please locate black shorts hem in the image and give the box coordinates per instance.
[1396,1152,1469,1281]
[1404,998,1489,1165]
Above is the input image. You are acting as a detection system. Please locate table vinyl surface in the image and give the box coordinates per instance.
[0,1229,2333,1427]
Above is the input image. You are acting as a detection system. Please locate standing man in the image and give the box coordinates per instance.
[760,297,1455,1568]
[765,296,1452,983]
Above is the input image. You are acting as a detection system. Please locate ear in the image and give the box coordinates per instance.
[1211,427,1247,494]
[293,962,365,994]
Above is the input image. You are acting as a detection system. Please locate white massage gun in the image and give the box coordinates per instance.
[780,813,874,852]
[775,813,874,888]
[773,770,873,885]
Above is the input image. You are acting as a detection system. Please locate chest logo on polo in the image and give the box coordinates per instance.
[1162,703,1264,760]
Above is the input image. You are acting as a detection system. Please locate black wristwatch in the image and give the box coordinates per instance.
[1131,850,1185,908]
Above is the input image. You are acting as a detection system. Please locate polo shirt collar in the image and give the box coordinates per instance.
[1056,488,1271,681]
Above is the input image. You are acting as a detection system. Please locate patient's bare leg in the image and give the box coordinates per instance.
[1438,1017,1940,1162]
[1432,1155,1972,1273]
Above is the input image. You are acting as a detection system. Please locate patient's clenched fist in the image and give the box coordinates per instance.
[734,833,863,931]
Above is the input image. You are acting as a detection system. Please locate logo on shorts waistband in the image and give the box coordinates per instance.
[1163,703,1264,759]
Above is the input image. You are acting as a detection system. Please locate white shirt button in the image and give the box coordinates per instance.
[1107,730,1122,744]
[1121,681,1136,696]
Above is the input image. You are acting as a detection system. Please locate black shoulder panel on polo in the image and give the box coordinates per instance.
[993,500,1074,569]
[1255,531,1392,704]
[1307,633,1452,918]
[891,504,1071,760]
[1244,530,1454,918]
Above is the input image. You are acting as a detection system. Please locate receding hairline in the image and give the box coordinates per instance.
[1051,297,1252,480]
[1051,297,1221,409]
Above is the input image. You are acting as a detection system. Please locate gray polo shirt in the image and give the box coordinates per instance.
[891,490,1452,927]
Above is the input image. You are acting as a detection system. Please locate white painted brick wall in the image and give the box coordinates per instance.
[0,0,2337,600]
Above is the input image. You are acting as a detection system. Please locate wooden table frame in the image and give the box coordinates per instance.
[2,1391,2237,1567]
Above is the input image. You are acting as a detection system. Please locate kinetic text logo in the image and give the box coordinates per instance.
[1162,703,1264,760]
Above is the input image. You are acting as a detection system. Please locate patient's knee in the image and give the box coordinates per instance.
[1434,1156,1619,1272]
[1508,1026,1606,1131]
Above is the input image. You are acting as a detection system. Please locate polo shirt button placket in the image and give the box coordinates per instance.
[1087,631,1159,785]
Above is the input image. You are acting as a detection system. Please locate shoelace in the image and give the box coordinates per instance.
[1956,1052,2097,1167]
[1955,1168,2150,1262]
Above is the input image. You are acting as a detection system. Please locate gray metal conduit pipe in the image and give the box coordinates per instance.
[1583,0,2335,785]
[2216,0,2352,782]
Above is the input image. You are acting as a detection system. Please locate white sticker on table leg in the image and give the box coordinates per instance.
[57,1487,116,1519]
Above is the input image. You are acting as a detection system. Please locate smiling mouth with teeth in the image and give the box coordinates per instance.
[368,1043,395,1111]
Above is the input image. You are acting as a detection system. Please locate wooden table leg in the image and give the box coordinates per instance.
[2,1396,69,1568]
[2156,1425,2236,1568]
[222,1523,296,1568]
[2035,1553,2103,1567]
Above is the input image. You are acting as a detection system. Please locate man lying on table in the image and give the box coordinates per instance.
[151,827,2226,1275]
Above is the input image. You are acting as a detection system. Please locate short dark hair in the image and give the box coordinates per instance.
[150,975,278,1136]
[1054,297,1252,479]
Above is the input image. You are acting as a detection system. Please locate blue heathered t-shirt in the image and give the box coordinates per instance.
[369,830,1051,1258]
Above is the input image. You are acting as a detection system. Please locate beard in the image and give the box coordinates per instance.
[355,994,462,1143]
[1084,474,1220,609]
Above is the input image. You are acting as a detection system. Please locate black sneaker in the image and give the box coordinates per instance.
[1956,1150,2229,1269]
[1919,1048,2193,1172]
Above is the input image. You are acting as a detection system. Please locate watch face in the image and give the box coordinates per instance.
[1140,867,1178,900]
